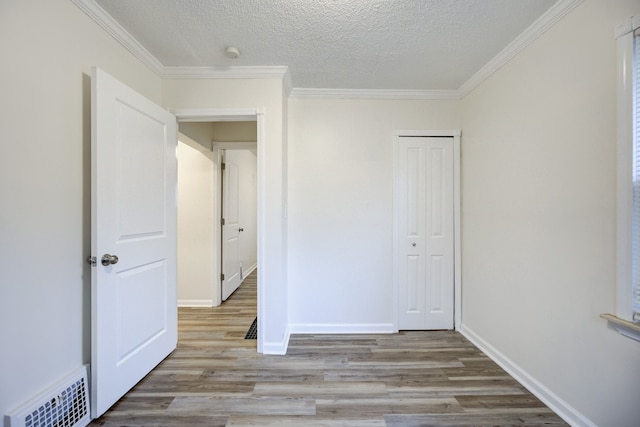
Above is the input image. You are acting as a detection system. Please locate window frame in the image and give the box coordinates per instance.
[613,17,640,341]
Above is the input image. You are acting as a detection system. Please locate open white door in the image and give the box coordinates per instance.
[397,136,454,330]
[221,151,242,300]
[90,68,177,417]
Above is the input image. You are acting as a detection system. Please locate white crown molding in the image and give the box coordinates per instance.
[160,65,290,80]
[458,0,584,98]
[289,88,461,100]
[282,68,293,97]
[71,0,165,74]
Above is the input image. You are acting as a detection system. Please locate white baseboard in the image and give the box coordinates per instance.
[177,299,214,307]
[242,263,257,280]
[261,324,290,355]
[264,323,393,354]
[459,324,596,427]
[289,323,395,334]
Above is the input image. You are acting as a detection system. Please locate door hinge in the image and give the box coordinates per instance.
[221,162,226,170]
[221,218,225,226]
[220,273,225,282]
[87,256,96,267]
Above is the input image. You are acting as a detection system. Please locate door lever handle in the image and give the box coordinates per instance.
[239,228,244,232]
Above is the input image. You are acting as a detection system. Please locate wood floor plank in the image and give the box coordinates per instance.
[385,411,569,427]
[90,269,568,426]
[166,396,316,416]
[315,397,464,416]
[253,381,389,398]
[455,394,549,410]
[386,382,527,398]
[93,414,229,426]
[226,416,387,427]
[323,367,449,383]
[208,368,325,383]
[226,416,387,426]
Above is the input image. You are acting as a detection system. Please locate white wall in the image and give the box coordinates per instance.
[163,78,288,352]
[177,135,216,306]
[212,122,258,142]
[459,0,640,425]
[0,0,161,423]
[287,98,460,330]
[225,150,258,277]
[179,122,216,151]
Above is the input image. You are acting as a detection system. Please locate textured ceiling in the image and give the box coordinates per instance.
[93,0,558,91]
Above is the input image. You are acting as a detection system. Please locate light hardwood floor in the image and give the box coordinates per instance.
[91,271,567,426]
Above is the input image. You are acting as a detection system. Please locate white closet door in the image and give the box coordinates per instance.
[397,137,454,330]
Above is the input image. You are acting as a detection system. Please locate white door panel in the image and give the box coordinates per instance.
[91,67,177,417]
[398,137,454,330]
[399,145,426,328]
[222,153,242,300]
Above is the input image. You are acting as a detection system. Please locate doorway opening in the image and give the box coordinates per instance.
[174,108,265,352]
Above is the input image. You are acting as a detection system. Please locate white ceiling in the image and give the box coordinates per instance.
[81,0,572,94]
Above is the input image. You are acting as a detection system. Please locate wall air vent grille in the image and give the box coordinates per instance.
[5,366,90,427]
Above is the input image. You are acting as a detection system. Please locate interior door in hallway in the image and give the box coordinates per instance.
[397,137,454,330]
[221,150,242,300]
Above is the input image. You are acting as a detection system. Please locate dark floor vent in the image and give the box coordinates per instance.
[244,317,257,339]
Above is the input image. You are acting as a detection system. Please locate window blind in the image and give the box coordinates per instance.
[632,30,640,322]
